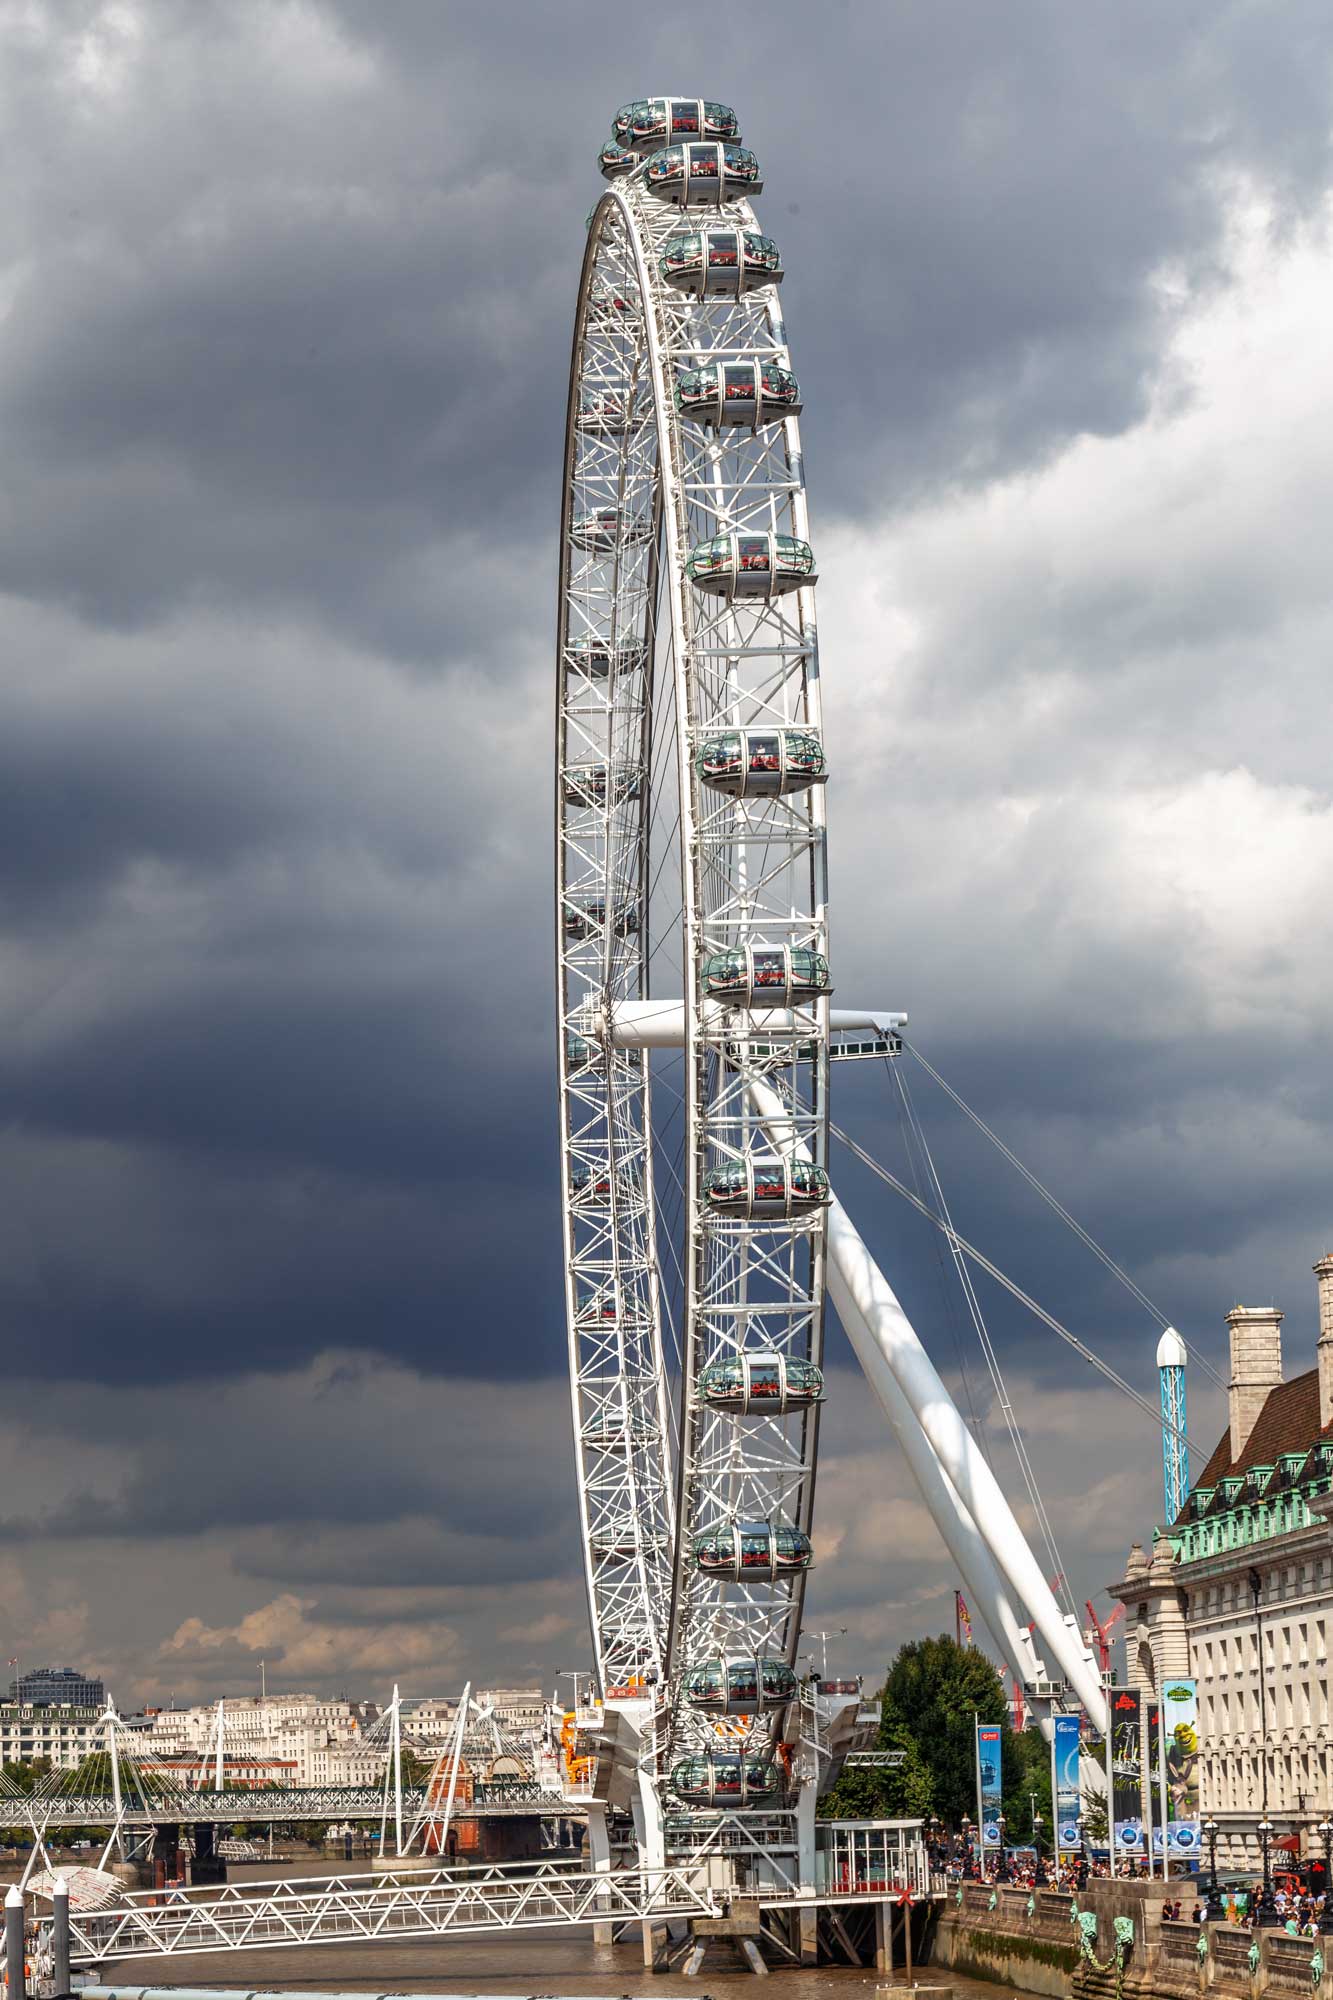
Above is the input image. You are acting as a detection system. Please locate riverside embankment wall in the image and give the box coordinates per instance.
[930,1878,1333,2000]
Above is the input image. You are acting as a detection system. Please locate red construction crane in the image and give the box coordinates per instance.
[1083,1598,1125,1675]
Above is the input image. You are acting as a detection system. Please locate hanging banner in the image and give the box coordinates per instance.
[1150,1678,1201,1859]
[976,1722,1003,1853]
[1053,1712,1082,1853]
[1110,1687,1144,1857]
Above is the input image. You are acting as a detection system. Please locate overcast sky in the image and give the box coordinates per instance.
[1,0,1331,1711]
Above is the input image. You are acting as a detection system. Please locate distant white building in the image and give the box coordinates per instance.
[0,1703,101,1771]
[124,1688,545,1788]
[131,1694,383,1789]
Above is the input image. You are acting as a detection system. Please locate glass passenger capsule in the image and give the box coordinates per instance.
[576,389,645,435]
[669,1752,781,1808]
[597,142,638,179]
[692,1519,814,1580]
[683,1657,798,1714]
[569,1160,641,1205]
[570,508,653,552]
[677,360,801,430]
[588,274,639,319]
[561,763,644,809]
[565,1030,600,1071]
[659,229,783,298]
[685,531,815,600]
[702,1158,830,1218]
[591,1522,643,1559]
[697,728,826,798]
[697,1351,825,1413]
[564,639,649,680]
[575,1288,649,1328]
[583,1410,654,1450]
[644,143,762,207]
[612,98,740,153]
[699,943,832,1007]
[563,896,641,942]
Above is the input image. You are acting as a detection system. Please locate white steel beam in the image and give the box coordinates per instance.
[605,1000,905,1048]
[746,1074,1109,1736]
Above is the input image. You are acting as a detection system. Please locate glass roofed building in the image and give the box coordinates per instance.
[1112,1255,1333,1872]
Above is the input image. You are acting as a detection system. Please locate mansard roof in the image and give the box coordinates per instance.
[1181,1368,1333,1524]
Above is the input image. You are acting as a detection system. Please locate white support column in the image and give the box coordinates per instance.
[586,1801,614,1946]
[748,1074,1108,1736]
[213,1700,225,1794]
[391,1683,403,1859]
[431,1681,471,1861]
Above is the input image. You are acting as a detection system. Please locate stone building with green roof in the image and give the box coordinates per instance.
[1112,1255,1333,1872]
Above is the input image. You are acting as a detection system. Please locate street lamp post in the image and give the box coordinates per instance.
[1203,1815,1225,1921]
[801,1628,848,1681]
[1318,1819,1333,1936]
[1033,1808,1047,1885]
[996,1812,1010,1883]
[1255,1816,1279,1928]
[960,1813,976,1879]
[1248,1565,1279,1922]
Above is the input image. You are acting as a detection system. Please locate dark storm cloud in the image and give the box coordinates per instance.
[2,0,1332,1695]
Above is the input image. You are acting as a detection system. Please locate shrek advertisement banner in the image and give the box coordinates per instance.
[976,1722,1003,1850]
[1053,1712,1082,1853]
[1110,1686,1145,1856]
[1149,1677,1202,1859]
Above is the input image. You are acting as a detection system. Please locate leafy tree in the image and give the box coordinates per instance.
[1,1758,52,1794]
[820,1700,933,1821]
[69,1750,159,1795]
[875,1634,1008,1830]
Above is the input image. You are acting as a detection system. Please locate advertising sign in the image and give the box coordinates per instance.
[976,1722,1003,1848]
[1150,1677,1201,1858]
[1053,1711,1082,1853]
[1110,1687,1144,1855]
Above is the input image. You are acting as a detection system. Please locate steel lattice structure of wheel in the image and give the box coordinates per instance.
[556,101,829,1772]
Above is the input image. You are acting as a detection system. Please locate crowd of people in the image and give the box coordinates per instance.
[939,1846,1332,1933]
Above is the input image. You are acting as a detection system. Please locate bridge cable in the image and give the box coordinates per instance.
[830,1117,1200,1462]
[889,1062,1075,1622]
[903,1042,1226,1392]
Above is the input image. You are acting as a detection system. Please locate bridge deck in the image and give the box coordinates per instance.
[17,1784,575,1827]
[65,1858,944,1966]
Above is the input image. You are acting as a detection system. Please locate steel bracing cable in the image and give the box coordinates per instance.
[903,1041,1226,1392]
[889,1063,1076,1622]
[830,1117,1201,1460]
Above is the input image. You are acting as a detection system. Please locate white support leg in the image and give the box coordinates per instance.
[747,1074,1109,1735]
[587,1802,614,1947]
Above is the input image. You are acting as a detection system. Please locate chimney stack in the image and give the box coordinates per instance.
[1315,1255,1333,1431]
[1226,1304,1283,1462]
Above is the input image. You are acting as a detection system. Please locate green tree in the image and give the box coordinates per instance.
[876,1634,1008,1830]
[820,1700,933,1821]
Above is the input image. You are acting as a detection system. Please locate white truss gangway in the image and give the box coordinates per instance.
[62,1846,940,1968]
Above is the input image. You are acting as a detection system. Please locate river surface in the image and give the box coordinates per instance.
[90,1858,1015,1999]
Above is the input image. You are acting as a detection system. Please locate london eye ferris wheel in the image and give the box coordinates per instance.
[556,98,1114,1841]
[556,96,842,1809]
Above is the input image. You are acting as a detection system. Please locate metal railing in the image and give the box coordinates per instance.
[67,1858,721,1965]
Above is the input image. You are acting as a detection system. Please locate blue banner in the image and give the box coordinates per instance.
[1053,1712,1082,1853]
[976,1722,1003,1852]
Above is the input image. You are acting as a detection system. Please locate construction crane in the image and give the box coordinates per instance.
[1083,1599,1125,1677]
